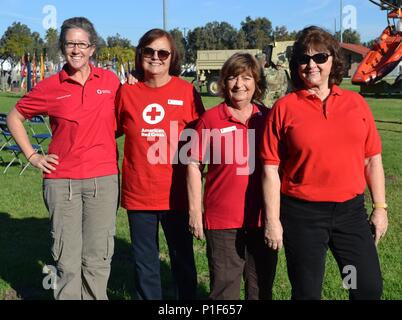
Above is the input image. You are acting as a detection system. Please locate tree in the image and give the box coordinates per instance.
[97,46,135,67]
[0,22,33,63]
[235,30,249,49]
[170,28,186,63]
[106,33,132,48]
[186,21,238,62]
[31,32,44,52]
[336,28,361,44]
[273,25,297,41]
[363,39,376,49]
[240,16,273,49]
[45,28,59,63]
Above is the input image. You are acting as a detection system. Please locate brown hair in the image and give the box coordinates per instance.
[218,52,266,103]
[135,28,181,80]
[289,26,344,89]
[59,17,98,55]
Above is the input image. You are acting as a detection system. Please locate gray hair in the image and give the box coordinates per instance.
[59,17,98,54]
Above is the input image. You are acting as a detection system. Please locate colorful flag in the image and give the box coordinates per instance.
[31,52,37,87]
[120,61,126,84]
[27,56,32,92]
[40,53,45,81]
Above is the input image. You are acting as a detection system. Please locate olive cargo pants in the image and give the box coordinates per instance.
[43,175,118,300]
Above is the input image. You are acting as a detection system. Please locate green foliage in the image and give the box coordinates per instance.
[97,46,135,66]
[186,21,239,63]
[44,28,59,63]
[241,16,273,49]
[0,22,34,62]
[170,28,186,64]
[336,28,362,44]
[273,25,298,41]
[106,33,132,48]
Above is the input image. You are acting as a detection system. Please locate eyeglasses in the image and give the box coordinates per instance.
[141,47,171,61]
[64,41,93,49]
[297,53,331,65]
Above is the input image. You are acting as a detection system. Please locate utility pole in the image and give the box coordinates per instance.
[340,0,343,43]
[334,18,337,36]
[163,0,168,30]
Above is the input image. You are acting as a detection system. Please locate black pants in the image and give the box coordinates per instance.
[280,194,383,300]
[205,228,278,300]
[128,210,197,300]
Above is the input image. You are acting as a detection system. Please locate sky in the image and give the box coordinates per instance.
[0,0,393,45]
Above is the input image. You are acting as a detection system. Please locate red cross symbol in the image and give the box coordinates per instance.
[143,103,165,124]
[146,107,161,121]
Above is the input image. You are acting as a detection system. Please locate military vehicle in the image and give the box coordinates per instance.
[195,41,294,107]
[196,49,262,96]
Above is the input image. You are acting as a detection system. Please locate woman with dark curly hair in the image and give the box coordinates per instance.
[261,26,387,300]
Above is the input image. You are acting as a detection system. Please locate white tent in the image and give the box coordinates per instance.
[0,59,12,71]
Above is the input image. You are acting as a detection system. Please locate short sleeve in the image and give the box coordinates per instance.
[260,103,282,166]
[15,81,48,119]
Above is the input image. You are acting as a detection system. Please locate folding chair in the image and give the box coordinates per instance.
[0,113,41,175]
[28,115,52,154]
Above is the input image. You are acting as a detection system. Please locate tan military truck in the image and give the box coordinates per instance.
[196,49,262,96]
[195,41,294,106]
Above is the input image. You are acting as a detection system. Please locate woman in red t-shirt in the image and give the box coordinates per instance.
[115,29,204,300]
[261,26,388,300]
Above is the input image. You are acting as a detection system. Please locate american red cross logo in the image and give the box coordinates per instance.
[142,103,165,125]
[147,107,161,121]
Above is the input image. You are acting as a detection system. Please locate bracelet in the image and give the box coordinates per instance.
[372,203,388,210]
[27,151,38,161]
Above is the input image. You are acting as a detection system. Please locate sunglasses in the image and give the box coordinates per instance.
[297,53,331,65]
[141,47,171,61]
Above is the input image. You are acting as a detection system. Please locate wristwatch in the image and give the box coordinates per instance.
[372,203,388,210]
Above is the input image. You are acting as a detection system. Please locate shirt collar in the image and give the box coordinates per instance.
[295,84,343,100]
[218,102,263,120]
[59,63,100,83]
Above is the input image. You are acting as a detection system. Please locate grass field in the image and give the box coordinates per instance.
[0,79,401,300]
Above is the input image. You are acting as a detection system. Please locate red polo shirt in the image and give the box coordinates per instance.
[192,102,268,230]
[116,76,205,210]
[260,85,382,202]
[16,64,120,179]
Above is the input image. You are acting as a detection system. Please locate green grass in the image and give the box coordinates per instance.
[0,80,401,300]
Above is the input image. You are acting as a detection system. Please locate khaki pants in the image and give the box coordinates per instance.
[43,175,118,300]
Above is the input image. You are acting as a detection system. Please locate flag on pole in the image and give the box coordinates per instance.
[27,54,32,92]
[40,53,45,81]
[31,51,37,87]
[120,60,126,84]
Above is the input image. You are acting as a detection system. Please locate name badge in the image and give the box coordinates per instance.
[168,99,184,106]
[220,126,237,134]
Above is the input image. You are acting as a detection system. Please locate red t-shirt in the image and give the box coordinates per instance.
[260,85,382,202]
[192,102,268,230]
[116,76,205,210]
[16,64,120,179]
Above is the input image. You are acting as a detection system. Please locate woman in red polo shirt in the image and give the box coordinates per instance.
[115,29,204,300]
[187,53,278,300]
[261,26,388,300]
[7,17,120,300]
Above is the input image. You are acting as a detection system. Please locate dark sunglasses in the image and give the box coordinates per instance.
[297,53,331,65]
[141,47,171,61]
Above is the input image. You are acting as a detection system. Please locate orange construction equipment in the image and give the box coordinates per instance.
[352,0,402,85]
